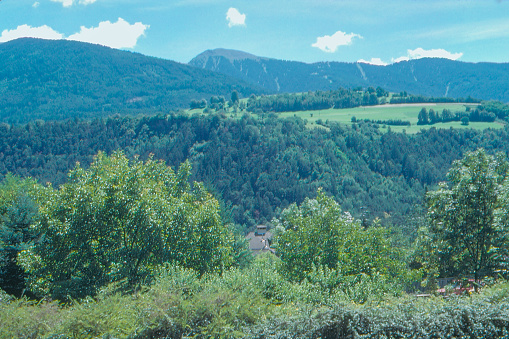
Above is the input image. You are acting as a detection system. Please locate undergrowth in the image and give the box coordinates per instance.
[2,257,509,338]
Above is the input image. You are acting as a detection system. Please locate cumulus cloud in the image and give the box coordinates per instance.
[357,58,388,66]
[393,48,463,63]
[0,24,63,42]
[226,8,246,27]
[50,0,96,6]
[33,2,40,8]
[407,48,463,60]
[50,0,74,7]
[312,31,362,53]
[67,18,149,49]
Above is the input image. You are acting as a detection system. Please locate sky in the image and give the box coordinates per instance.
[1,0,509,66]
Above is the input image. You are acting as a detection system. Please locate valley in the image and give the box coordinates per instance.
[1,37,509,338]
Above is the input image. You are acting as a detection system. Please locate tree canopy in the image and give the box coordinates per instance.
[424,149,509,286]
[18,152,233,299]
[273,189,406,284]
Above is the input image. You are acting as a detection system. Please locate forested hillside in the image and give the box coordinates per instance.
[2,113,509,233]
[190,49,509,102]
[0,39,264,123]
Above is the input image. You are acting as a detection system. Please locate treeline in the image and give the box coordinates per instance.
[244,87,384,113]
[2,111,509,336]
[389,92,480,104]
[352,116,411,126]
[479,100,509,120]
[417,106,497,125]
[1,113,509,232]
[194,87,496,120]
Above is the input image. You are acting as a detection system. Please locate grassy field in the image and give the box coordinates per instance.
[188,102,505,133]
[279,103,505,133]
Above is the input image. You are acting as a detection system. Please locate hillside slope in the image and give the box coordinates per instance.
[190,49,509,102]
[0,39,264,123]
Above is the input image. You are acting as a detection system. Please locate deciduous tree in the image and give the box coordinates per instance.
[19,152,233,299]
[425,149,509,288]
[273,189,405,283]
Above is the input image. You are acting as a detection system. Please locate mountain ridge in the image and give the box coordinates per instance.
[0,38,265,123]
[189,48,509,102]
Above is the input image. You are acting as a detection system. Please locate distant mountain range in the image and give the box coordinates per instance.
[1,39,508,124]
[0,39,263,123]
[190,49,509,102]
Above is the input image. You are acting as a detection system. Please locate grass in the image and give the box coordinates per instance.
[187,102,505,134]
[280,103,505,133]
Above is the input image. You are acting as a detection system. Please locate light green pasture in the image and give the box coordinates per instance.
[279,103,504,133]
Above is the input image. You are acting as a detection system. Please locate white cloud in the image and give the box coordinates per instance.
[226,8,246,27]
[50,0,73,7]
[0,24,63,42]
[67,18,149,49]
[392,48,463,63]
[358,47,462,66]
[32,2,40,8]
[407,48,463,60]
[392,56,410,63]
[357,58,388,66]
[50,0,96,6]
[312,31,362,53]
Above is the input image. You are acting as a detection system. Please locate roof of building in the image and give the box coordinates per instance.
[246,225,273,253]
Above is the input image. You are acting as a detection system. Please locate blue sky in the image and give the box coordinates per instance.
[1,0,509,65]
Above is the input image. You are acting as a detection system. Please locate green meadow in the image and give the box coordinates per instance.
[188,102,505,133]
[279,103,505,133]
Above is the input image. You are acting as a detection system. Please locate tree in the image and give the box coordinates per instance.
[19,152,233,299]
[273,189,405,283]
[429,109,440,124]
[230,90,240,105]
[0,175,39,298]
[425,149,509,288]
[441,108,454,122]
[417,107,429,125]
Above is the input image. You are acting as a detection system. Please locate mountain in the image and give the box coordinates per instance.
[0,39,264,123]
[189,49,509,102]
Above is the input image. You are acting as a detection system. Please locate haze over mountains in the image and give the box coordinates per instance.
[190,49,509,102]
[1,38,509,124]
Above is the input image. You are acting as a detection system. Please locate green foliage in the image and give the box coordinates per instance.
[246,88,373,113]
[2,112,509,234]
[479,100,509,120]
[0,175,39,297]
[273,190,409,295]
[19,152,233,300]
[247,292,509,338]
[424,149,509,282]
[3,261,509,338]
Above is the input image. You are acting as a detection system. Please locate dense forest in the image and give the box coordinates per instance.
[1,111,509,233]
[0,38,264,123]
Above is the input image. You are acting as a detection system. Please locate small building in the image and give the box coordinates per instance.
[246,225,274,255]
